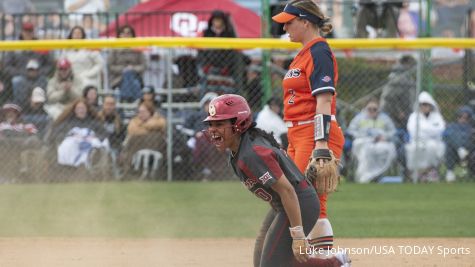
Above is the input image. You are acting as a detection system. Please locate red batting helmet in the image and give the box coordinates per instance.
[203,94,253,133]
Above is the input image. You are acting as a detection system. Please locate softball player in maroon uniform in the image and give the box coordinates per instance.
[203,94,350,267]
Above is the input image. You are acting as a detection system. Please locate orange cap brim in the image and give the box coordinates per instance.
[272,12,296,23]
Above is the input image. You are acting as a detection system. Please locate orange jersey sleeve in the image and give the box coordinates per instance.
[282,37,338,121]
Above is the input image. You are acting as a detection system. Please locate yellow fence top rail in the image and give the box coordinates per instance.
[0,37,474,51]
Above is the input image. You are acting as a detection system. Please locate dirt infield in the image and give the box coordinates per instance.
[0,238,474,266]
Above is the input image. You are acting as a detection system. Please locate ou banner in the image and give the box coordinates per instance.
[170,12,208,37]
[102,0,261,38]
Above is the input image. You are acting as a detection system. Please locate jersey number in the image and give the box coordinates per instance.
[253,188,272,202]
[288,89,296,104]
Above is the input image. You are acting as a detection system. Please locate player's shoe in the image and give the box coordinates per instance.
[335,251,351,267]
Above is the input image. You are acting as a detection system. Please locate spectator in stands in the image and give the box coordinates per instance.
[97,95,124,153]
[37,11,68,39]
[443,106,474,182]
[83,85,99,111]
[126,102,166,137]
[62,26,104,90]
[120,101,167,176]
[435,0,472,37]
[255,97,288,147]
[19,21,35,40]
[22,87,52,139]
[97,94,124,177]
[0,102,39,174]
[1,14,15,40]
[405,91,446,182]
[64,0,110,26]
[0,0,35,14]
[47,98,105,143]
[46,98,107,168]
[0,70,13,106]
[202,10,236,38]
[12,59,48,109]
[18,21,38,41]
[82,14,99,39]
[199,10,237,66]
[139,85,161,109]
[347,97,397,183]
[45,58,84,119]
[197,10,246,92]
[17,87,50,175]
[397,2,419,39]
[355,0,403,38]
[143,48,165,92]
[108,25,146,103]
[0,103,37,138]
[3,22,55,78]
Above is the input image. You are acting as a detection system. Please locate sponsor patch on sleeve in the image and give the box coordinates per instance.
[321,75,331,83]
[258,171,273,184]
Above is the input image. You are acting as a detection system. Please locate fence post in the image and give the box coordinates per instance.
[166,48,174,182]
[261,0,272,104]
[413,49,424,183]
[1,14,4,41]
[464,8,473,101]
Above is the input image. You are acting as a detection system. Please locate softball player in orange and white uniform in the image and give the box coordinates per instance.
[272,0,345,256]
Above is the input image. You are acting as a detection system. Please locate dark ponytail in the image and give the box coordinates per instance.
[246,122,281,149]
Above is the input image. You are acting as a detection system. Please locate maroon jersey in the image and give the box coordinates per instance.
[230,130,313,210]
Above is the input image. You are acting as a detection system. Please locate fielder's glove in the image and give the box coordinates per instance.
[305,149,340,194]
[289,226,309,263]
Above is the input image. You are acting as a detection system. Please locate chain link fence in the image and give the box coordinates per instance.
[2,1,475,40]
[335,49,475,183]
[0,41,474,183]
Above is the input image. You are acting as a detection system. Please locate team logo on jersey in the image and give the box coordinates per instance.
[209,104,216,116]
[284,68,301,79]
[321,75,332,83]
[258,172,273,184]
[243,178,257,189]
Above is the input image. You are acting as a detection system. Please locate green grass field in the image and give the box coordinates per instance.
[0,182,474,238]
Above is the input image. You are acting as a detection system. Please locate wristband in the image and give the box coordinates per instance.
[289,225,305,239]
[314,114,331,141]
[312,149,332,160]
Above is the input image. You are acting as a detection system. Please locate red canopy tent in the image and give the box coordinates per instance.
[103,0,261,38]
